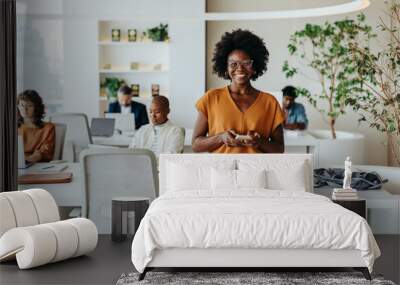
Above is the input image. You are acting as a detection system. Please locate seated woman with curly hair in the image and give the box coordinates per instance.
[192,29,284,153]
[18,90,55,162]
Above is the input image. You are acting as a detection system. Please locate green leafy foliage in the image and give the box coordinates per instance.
[282,14,375,139]
[100,77,126,99]
[144,23,169,42]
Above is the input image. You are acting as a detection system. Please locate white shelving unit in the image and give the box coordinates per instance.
[99,69,168,74]
[98,41,169,46]
[98,20,170,115]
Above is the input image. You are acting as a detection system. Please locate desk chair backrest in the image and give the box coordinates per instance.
[49,113,93,162]
[53,123,67,160]
[80,148,158,234]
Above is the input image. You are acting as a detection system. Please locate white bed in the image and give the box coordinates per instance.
[131,154,380,280]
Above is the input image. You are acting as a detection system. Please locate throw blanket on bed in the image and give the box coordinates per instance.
[131,190,380,273]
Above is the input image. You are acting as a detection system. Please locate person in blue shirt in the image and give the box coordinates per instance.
[282,85,308,130]
[108,85,149,130]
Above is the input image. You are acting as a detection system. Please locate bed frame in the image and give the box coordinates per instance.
[139,248,371,280]
[138,154,372,281]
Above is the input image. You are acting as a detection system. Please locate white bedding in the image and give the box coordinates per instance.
[131,190,380,273]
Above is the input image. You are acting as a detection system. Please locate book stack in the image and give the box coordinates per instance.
[332,188,358,200]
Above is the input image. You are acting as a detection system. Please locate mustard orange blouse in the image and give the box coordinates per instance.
[196,86,284,153]
[18,122,56,162]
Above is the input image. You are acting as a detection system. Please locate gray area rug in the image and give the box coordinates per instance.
[116,271,396,285]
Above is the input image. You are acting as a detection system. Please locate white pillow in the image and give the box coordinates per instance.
[167,160,235,191]
[211,169,267,190]
[238,159,308,192]
[236,169,267,189]
[266,161,307,191]
[211,168,236,190]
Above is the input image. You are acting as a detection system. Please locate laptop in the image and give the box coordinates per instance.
[90,118,115,137]
[18,135,33,169]
[105,113,136,134]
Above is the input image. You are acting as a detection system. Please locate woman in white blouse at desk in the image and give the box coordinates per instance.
[129,96,184,156]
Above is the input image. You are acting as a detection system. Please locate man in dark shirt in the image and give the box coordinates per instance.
[108,85,149,130]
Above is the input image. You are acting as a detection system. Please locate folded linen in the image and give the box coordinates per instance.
[333,188,358,193]
[332,193,359,197]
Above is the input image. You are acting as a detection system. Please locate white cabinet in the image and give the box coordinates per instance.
[367,198,399,234]
[98,20,170,115]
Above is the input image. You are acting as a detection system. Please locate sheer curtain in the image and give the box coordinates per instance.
[0,0,17,192]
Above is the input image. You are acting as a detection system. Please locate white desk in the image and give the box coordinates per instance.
[92,134,133,147]
[92,129,320,166]
[18,163,84,210]
[284,133,318,153]
[93,129,319,168]
[92,129,318,147]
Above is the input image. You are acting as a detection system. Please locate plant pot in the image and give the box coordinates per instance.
[309,130,365,168]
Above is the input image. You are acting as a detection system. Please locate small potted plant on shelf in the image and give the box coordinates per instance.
[144,23,169,42]
[349,1,400,166]
[100,77,126,102]
[282,15,374,139]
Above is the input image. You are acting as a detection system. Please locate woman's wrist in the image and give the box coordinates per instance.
[27,151,42,163]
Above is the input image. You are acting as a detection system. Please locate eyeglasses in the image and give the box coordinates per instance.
[18,102,34,108]
[227,60,253,69]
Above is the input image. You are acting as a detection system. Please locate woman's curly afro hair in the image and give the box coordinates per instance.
[17,90,46,128]
[212,29,269,80]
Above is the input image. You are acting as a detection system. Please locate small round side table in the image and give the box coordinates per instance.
[112,196,150,242]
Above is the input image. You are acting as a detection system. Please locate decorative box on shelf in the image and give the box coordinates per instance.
[111,29,121,41]
[128,29,137,42]
[130,62,139,70]
[151,84,160,96]
[131,84,140,97]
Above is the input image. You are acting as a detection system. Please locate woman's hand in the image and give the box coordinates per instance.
[242,130,263,147]
[219,130,241,146]
[26,151,42,163]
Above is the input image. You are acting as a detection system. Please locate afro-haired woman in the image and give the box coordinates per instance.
[18,90,55,162]
[192,29,284,153]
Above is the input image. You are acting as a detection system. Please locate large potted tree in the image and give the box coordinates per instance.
[349,1,400,167]
[282,15,375,166]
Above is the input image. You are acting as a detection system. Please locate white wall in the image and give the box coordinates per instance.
[17,0,205,128]
[206,0,390,165]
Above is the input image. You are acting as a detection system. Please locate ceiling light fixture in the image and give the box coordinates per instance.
[204,0,370,21]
